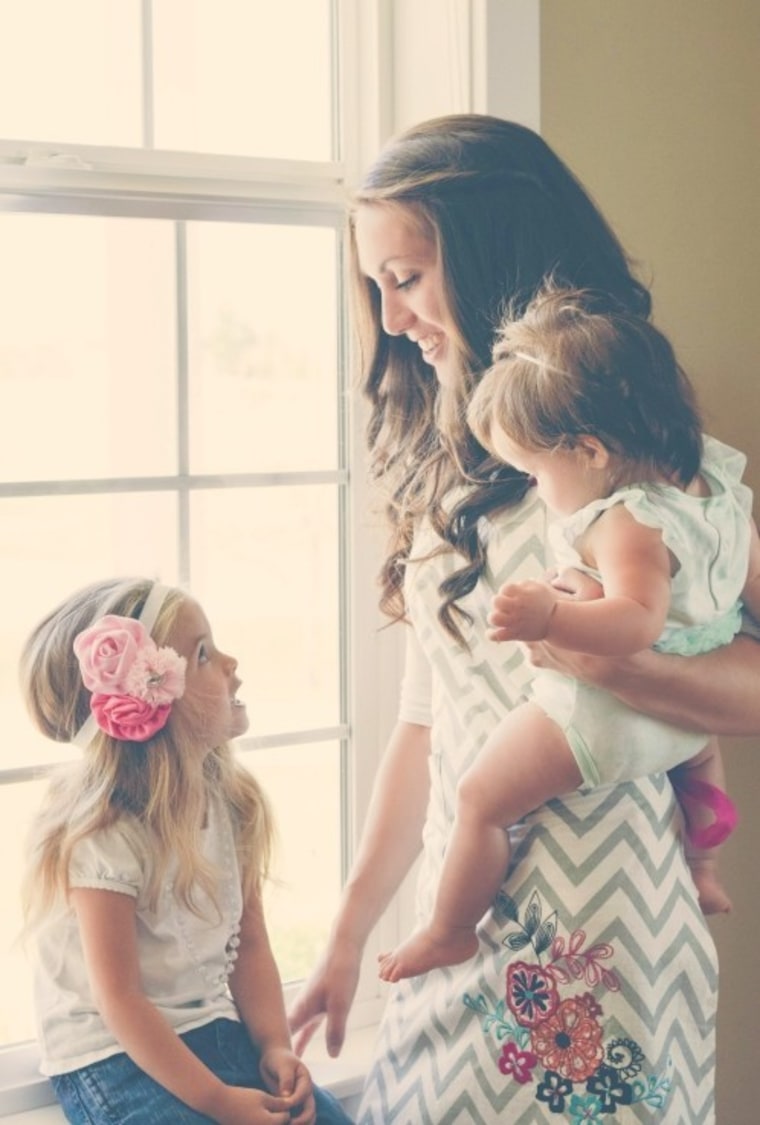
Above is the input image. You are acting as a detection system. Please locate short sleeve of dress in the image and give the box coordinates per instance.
[69,822,145,898]
[398,625,433,727]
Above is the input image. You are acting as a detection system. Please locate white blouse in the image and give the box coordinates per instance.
[34,795,243,1076]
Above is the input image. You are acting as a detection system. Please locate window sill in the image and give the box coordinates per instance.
[0,1029,376,1121]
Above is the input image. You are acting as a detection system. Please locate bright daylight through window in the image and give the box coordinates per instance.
[0,0,352,1057]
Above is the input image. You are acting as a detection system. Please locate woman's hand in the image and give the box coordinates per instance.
[259,1047,316,1125]
[288,936,362,1059]
[521,638,625,687]
[522,633,760,737]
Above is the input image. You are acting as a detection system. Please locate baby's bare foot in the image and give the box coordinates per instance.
[378,926,479,982]
[688,859,732,915]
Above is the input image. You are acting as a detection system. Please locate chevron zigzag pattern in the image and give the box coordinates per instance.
[357,779,716,1123]
[356,496,716,1122]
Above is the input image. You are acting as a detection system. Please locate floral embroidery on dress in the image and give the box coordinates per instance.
[464,890,673,1119]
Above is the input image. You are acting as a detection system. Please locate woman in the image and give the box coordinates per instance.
[289,115,760,1123]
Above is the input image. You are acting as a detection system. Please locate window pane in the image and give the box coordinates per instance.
[0,0,142,147]
[189,486,341,734]
[153,0,334,160]
[188,222,338,474]
[0,493,179,770]
[0,214,177,482]
[253,742,342,984]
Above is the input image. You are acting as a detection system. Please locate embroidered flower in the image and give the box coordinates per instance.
[497,1041,538,1084]
[585,1064,634,1112]
[605,1037,644,1079]
[578,992,603,1020]
[74,613,186,743]
[535,1070,573,1112]
[530,997,604,1082]
[567,1092,604,1123]
[506,961,559,1028]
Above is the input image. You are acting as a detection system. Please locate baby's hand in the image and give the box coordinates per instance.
[488,579,558,642]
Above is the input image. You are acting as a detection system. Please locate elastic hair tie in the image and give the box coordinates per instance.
[72,583,185,749]
[511,351,569,377]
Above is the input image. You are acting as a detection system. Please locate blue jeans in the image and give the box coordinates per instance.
[50,1018,353,1124]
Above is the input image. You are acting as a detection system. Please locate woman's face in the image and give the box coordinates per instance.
[354,203,462,386]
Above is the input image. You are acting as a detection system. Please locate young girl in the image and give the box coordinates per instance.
[378,284,760,982]
[20,577,352,1125]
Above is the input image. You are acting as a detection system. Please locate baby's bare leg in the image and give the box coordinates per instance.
[378,703,583,981]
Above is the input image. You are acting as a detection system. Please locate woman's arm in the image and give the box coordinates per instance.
[523,633,760,736]
[288,718,431,1057]
[72,888,292,1125]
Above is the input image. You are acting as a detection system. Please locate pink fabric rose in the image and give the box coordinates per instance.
[124,647,186,705]
[74,616,149,694]
[74,612,186,744]
[90,693,171,742]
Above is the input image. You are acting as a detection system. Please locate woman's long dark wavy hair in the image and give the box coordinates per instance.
[350,114,652,645]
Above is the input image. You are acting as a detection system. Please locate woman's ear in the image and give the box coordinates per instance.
[576,435,610,469]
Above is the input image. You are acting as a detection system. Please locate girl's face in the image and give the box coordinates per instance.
[354,203,462,387]
[491,430,610,516]
[168,598,249,751]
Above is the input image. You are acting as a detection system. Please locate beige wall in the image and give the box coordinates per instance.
[540,2,760,1121]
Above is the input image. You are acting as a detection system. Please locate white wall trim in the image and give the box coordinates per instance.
[471,0,541,129]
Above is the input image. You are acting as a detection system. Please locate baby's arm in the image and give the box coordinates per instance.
[491,505,671,656]
[72,887,294,1125]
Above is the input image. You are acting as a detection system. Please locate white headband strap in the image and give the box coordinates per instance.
[72,582,172,750]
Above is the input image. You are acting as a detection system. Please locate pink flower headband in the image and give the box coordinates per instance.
[72,583,186,748]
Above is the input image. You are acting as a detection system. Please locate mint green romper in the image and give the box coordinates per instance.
[531,435,753,785]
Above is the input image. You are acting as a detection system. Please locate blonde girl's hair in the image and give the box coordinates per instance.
[468,282,703,485]
[20,577,274,930]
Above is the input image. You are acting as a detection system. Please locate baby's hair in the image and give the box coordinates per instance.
[20,577,273,929]
[468,282,703,485]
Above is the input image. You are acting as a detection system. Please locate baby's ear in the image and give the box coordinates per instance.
[576,435,610,469]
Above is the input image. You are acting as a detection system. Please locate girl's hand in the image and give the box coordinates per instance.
[260,1047,316,1125]
[208,1083,293,1125]
[487,579,558,642]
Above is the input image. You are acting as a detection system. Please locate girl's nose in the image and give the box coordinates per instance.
[381,289,415,337]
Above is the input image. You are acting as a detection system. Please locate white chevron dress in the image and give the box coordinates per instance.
[356,492,717,1124]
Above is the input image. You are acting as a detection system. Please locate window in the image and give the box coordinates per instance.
[0,0,381,1064]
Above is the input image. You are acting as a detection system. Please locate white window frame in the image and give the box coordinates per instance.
[0,2,396,1113]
